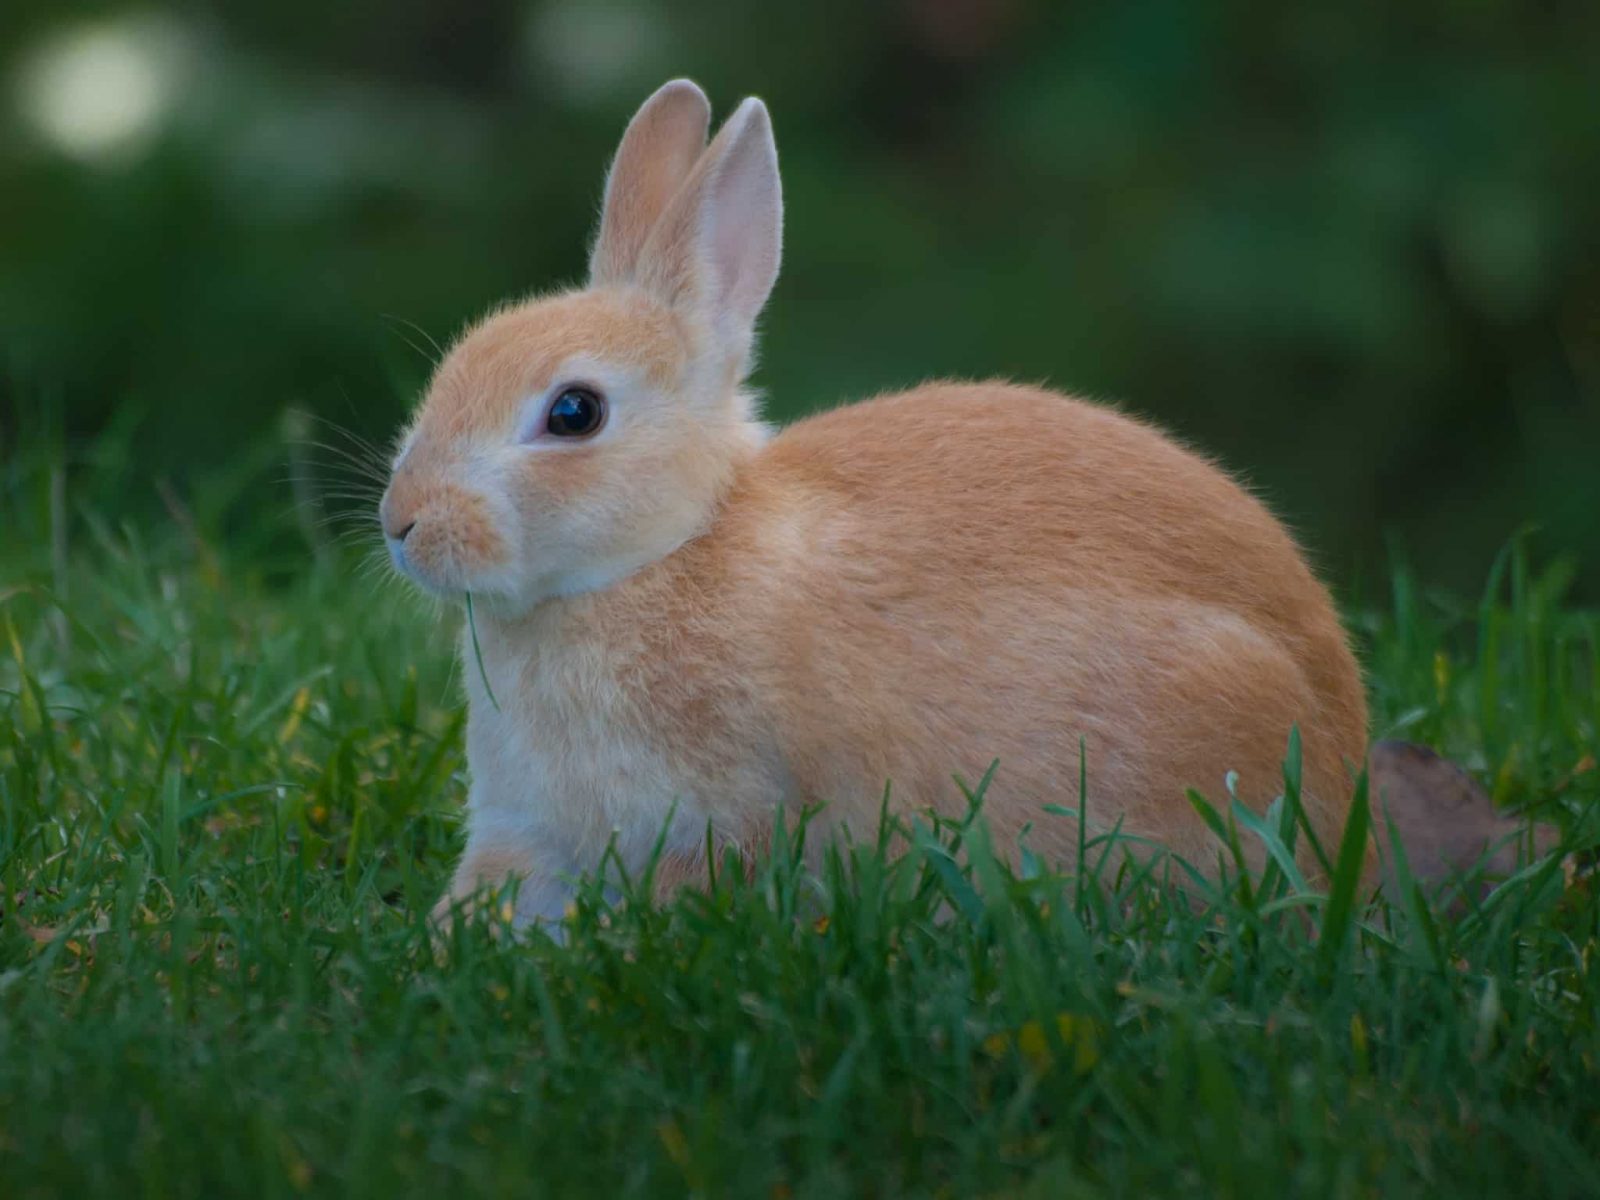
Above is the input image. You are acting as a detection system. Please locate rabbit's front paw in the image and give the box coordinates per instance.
[429,849,577,940]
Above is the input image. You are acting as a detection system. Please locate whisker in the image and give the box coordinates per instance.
[276,475,385,498]
[301,409,395,454]
[285,442,392,484]
[304,491,386,507]
[292,414,400,475]
[381,313,446,365]
[274,494,380,523]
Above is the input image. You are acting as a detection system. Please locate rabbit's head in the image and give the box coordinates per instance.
[379,80,781,613]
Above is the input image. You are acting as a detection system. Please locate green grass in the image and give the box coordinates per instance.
[2,508,1599,1197]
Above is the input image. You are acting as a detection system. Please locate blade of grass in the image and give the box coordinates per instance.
[464,592,500,712]
[1317,768,1371,974]
[1229,798,1309,895]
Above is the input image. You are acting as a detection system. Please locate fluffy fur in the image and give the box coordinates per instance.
[378,80,1368,926]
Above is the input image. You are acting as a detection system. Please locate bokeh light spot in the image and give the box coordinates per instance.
[14,14,192,164]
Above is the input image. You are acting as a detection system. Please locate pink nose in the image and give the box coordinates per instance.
[379,490,419,542]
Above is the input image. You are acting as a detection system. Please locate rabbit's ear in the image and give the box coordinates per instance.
[589,79,712,286]
[636,97,782,355]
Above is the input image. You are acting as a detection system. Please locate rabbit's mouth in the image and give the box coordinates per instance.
[385,533,508,602]
[384,533,419,582]
[384,530,466,599]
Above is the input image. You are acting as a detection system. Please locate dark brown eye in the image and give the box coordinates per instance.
[546,386,606,438]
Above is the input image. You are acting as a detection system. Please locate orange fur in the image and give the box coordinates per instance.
[380,80,1368,928]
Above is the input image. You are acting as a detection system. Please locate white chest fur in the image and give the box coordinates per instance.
[457,619,708,884]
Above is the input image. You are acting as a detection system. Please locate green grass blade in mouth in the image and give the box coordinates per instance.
[465,591,500,712]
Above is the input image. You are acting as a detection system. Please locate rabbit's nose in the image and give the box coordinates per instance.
[379,489,418,542]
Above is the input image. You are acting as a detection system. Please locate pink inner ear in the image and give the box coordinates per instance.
[705,156,780,326]
[690,102,782,340]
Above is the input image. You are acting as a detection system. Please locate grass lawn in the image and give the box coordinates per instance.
[2,511,1598,1197]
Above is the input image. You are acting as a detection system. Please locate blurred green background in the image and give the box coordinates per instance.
[2,1,1597,594]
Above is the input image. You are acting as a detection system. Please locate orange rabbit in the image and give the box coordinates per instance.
[379,80,1368,928]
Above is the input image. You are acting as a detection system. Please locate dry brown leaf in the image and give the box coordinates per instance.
[1370,740,1560,897]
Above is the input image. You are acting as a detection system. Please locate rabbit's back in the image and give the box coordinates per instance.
[761,383,1342,679]
[703,382,1367,865]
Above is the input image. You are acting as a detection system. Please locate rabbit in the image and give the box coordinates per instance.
[378,79,1369,929]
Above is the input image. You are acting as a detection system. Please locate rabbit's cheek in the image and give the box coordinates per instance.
[515,446,605,508]
[507,457,610,551]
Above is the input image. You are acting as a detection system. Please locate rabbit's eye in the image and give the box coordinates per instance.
[545,386,607,438]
